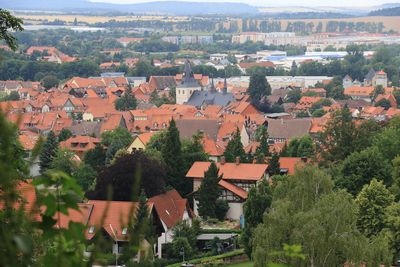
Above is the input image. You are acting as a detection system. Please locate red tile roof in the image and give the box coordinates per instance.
[186,161,268,181]
[218,180,248,199]
[148,189,189,229]
[279,157,306,175]
[86,200,142,241]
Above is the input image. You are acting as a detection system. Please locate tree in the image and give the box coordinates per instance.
[296,135,314,157]
[268,153,280,176]
[385,202,400,262]
[286,89,302,103]
[255,126,270,159]
[252,166,392,267]
[101,127,132,147]
[58,128,72,142]
[311,108,325,117]
[286,135,314,158]
[375,98,392,110]
[290,61,297,76]
[372,84,385,101]
[391,156,400,201]
[41,75,59,90]
[197,162,223,219]
[114,87,137,111]
[84,144,106,171]
[338,147,392,195]
[242,180,272,257]
[0,9,23,51]
[86,151,166,200]
[223,127,247,163]
[355,179,395,237]
[3,91,20,101]
[105,139,126,164]
[73,163,97,192]
[248,73,271,102]
[161,119,187,195]
[172,219,200,250]
[215,200,229,221]
[181,133,208,173]
[50,148,77,176]
[120,190,149,265]
[318,106,357,164]
[39,131,58,173]
[373,118,400,161]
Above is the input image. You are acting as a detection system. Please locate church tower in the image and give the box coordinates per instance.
[176,60,202,104]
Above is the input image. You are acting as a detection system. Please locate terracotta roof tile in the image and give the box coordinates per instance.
[148,190,189,229]
[186,161,268,181]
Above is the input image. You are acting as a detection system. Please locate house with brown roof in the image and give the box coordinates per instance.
[267,118,312,143]
[186,159,268,220]
[176,119,219,141]
[148,189,193,258]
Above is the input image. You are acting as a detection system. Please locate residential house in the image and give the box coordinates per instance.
[175,119,219,141]
[344,86,375,102]
[127,132,155,153]
[266,118,312,143]
[148,190,193,258]
[186,159,268,220]
[59,136,101,159]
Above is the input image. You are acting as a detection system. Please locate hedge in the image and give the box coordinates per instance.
[166,249,245,267]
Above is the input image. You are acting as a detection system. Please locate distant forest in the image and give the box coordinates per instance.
[369,6,400,16]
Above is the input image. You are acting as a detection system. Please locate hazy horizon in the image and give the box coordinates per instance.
[89,0,400,8]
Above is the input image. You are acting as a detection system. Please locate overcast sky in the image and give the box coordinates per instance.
[90,0,399,7]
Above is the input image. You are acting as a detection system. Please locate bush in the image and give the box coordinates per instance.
[215,200,229,221]
[172,237,193,259]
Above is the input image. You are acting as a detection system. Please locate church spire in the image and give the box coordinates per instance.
[183,59,195,84]
[222,76,227,94]
[209,74,216,93]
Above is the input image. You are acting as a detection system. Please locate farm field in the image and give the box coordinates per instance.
[279,16,400,32]
[16,14,190,24]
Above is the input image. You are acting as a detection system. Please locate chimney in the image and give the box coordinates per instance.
[235,156,240,165]
[301,157,308,163]
[220,156,225,165]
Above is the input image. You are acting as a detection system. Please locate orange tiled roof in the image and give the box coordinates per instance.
[86,200,141,241]
[186,161,268,181]
[218,180,248,199]
[137,132,155,146]
[279,157,306,175]
[344,86,374,97]
[19,131,40,150]
[59,136,100,155]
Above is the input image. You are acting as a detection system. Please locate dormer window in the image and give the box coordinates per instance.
[122,228,128,235]
[88,226,95,234]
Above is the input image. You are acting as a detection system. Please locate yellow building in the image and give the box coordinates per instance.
[127,132,155,153]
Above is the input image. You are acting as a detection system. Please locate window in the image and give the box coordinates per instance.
[122,228,128,235]
[88,226,95,234]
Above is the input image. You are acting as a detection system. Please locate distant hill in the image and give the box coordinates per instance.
[0,0,259,15]
[265,12,354,19]
[369,6,400,16]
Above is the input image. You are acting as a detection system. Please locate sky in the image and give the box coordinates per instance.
[90,0,399,7]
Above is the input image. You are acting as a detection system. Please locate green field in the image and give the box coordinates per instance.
[227,262,253,267]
